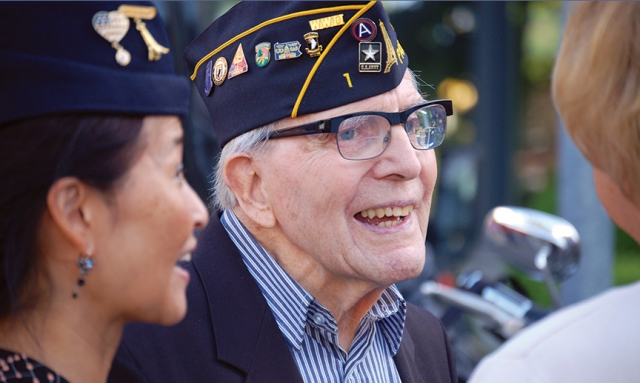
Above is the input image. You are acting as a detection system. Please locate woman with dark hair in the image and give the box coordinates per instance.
[0,2,208,382]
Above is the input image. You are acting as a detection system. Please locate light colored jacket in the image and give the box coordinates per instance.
[469,281,640,383]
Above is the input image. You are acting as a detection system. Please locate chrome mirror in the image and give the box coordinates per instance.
[482,206,581,307]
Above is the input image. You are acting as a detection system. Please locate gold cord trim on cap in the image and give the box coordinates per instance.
[291,1,376,118]
[190,4,368,81]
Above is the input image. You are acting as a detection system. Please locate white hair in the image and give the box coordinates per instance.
[211,123,275,211]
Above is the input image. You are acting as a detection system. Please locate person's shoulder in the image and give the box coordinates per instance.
[499,281,640,354]
[403,302,449,347]
[469,281,640,383]
[469,354,536,383]
[400,303,457,382]
[0,349,70,383]
[405,301,444,327]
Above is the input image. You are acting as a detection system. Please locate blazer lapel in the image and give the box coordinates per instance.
[395,328,425,383]
[192,214,303,382]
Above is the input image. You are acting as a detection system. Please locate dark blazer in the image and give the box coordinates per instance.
[109,213,457,383]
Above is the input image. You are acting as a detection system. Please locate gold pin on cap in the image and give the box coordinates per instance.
[118,5,169,62]
[213,57,228,86]
[379,20,398,74]
[396,40,406,64]
[92,10,131,66]
[304,32,323,58]
[308,14,345,31]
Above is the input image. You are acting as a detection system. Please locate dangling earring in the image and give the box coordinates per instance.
[72,253,94,299]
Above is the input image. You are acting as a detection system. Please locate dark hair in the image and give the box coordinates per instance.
[0,114,145,319]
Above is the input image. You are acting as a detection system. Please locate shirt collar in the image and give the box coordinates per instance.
[221,209,407,354]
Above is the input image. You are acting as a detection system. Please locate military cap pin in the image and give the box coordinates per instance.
[92,10,131,66]
[118,5,169,62]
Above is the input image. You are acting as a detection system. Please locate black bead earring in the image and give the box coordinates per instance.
[72,253,94,299]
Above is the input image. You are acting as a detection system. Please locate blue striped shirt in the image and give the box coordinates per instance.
[221,210,406,383]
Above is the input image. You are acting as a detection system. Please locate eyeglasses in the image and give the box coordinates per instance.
[265,99,453,160]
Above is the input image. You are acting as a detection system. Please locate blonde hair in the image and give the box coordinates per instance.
[552,2,640,208]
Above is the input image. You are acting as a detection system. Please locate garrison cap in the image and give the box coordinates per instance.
[0,1,190,125]
[185,1,409,147]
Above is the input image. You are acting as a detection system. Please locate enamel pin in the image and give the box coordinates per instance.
[274,41,302,60]
[359,42,381,73]
[212,57,228,86]
[308,14,345,31]
[304,32,323,57]
[204,60,213,96]
[351,18,377,42]
[92,10,131,66]
[255,42,271,68]
[228,44,249,79]
[93,5,169,66]
[379,20,398,74]
[396,40,406,64]
[118,5,169,62]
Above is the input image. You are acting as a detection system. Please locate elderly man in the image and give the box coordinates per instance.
[109,2,457,382]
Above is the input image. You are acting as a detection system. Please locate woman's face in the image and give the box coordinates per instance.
[89,116,208,325]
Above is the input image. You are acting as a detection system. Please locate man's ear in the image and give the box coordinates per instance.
[223,154,276,228]
[45,177,96,255]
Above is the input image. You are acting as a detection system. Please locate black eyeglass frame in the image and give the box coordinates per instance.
[265,99,453,141]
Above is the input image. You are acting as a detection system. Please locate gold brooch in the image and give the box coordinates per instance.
[92,4,170,66]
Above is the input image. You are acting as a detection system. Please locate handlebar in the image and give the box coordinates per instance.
[420,281,526,338]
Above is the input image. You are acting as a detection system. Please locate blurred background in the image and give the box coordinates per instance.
[155,1,640,308]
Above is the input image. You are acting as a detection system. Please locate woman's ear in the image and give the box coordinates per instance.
[45,177,96,255]
[223,154,276,228]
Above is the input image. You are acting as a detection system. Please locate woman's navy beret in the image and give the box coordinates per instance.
[0,1,190,125]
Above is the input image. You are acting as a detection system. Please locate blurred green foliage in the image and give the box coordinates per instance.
[521,2,562,86]
[614,229,640,286]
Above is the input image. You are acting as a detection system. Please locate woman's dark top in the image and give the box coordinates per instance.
[0,349,69,383]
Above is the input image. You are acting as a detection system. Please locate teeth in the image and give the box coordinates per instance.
[377,218,402,228]
[179,253,192,262]
[359,205,414,220]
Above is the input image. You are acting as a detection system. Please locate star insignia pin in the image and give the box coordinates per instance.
[359,42,381,73]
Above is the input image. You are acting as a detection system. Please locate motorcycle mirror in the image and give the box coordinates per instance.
[483,206,580,283]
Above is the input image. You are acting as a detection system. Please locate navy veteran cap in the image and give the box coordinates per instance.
[185,1,409,147]
[0,1,190,125]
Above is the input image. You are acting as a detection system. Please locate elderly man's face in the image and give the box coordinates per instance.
[254,70,436,289]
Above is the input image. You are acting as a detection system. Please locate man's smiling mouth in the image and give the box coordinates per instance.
[355,206,414,227]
